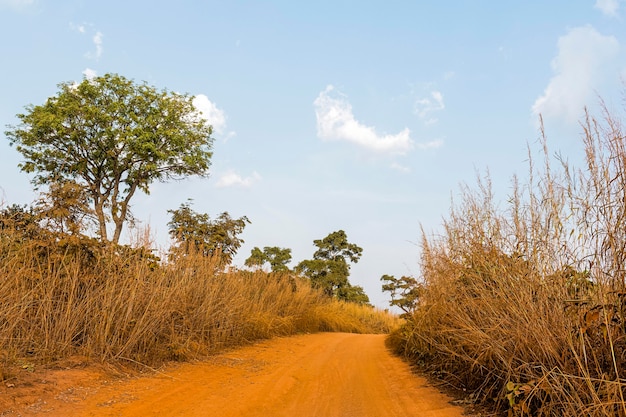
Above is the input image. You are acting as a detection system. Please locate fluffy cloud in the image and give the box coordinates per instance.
[532,25,620,124]
[215,170,261,188]
[414,91,445,125]
[314,85,414,155]
[192,95,227,135]
[595,0,621,16]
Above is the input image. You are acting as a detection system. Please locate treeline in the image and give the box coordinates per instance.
[387,107,626,416]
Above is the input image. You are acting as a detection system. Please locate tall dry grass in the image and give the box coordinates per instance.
[0,224,397,376]
[392,108,626,416]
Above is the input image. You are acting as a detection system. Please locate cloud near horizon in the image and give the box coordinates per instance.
[532,25,620,124]
[215,170,261,188]
[314,85,414,155]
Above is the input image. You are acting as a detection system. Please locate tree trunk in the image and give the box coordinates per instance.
[93,198,108,242]
[111,183,138,245]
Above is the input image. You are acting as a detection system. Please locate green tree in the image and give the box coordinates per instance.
[380,274,421,315]
[167,201,249,264]
[337,284,370,305]
[5,73,214,244]
[244,247,266,270]
[244,246,292,272]
[296,230,364,299]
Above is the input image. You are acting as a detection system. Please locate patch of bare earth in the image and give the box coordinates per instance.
[1,333,469,416]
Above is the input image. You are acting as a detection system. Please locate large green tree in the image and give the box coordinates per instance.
[5,73,214,244]
[167,201,249,265]
[296,230,366,301]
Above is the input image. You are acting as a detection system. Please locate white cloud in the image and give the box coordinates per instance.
[314,85,414,155]
[72,23,104,60]
[82,68,97,80]
[0,0,34,10]
[192,94,227,135]
[532,25,620,124]
[595,0,621,16]
[414,90,445,125]
[215,170,261,188]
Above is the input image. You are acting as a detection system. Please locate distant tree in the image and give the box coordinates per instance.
[380,274,421,315]
[244,247,266,270]
[337,284,370,305]
[167,201,249,264]
[5,73,214,244]
[244,246,292,272]
[264,246,292,272]
[296,230,364,300]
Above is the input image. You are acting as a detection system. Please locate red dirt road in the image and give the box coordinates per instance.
[2,333,466,416]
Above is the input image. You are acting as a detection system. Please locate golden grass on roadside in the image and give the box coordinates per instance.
[392,107,626,416]
[310,301,402,334]
[0,231,398,376]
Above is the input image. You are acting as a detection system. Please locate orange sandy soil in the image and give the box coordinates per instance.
[1,333,471,416]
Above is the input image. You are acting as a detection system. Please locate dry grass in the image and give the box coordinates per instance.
[0,228,398,376]
[391,107,626,416]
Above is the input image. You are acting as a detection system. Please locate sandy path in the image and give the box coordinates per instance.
[3,333,466,416]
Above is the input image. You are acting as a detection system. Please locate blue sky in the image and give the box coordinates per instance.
[1,0,625,308]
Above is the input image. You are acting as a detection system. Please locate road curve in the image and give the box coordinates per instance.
[68,333,465,416]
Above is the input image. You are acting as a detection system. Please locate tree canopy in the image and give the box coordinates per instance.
[380,274,421,316]
[244,246,292,272]
[5,73,214,244]
[167,201,249,265]
[296,230,368,303]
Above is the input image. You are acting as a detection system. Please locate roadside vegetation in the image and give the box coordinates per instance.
[0,219,395,376]
[0,73,398,380]
[386,106,626,416]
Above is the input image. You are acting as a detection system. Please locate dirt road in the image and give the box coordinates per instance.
[2,333,466,416]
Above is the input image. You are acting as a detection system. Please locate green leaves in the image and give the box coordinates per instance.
[5,73,214,243]
[244,246,292,272]
[380,274,421,315]
[167,201,250,265]
[296,230,366,302]
[312,230,363,264]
